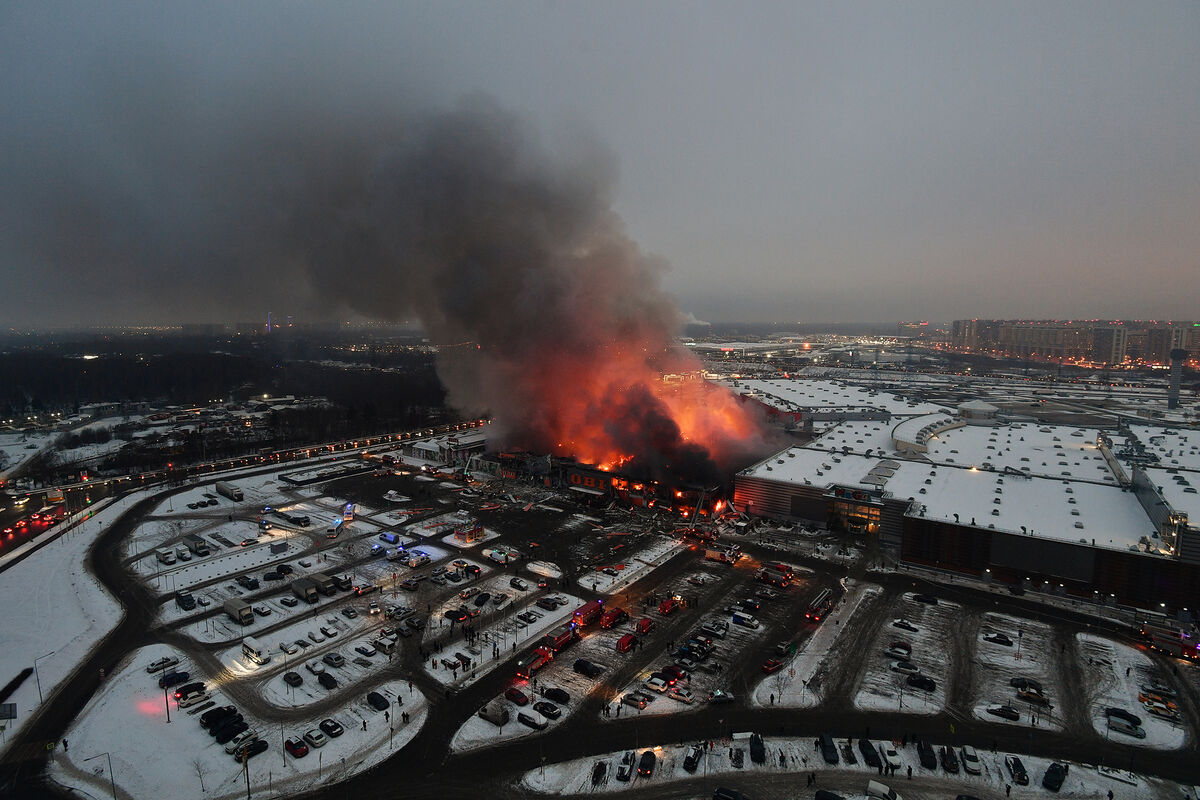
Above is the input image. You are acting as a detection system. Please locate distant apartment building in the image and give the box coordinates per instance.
[951,319,1195,365]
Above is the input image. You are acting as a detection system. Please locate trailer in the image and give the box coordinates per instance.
[215,481,243,502]
[223,598,254,625]
[310,572,337,596]
[291,577,319,603]
[183,534,210,556]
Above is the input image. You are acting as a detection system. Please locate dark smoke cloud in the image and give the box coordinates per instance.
[0,31,779,480]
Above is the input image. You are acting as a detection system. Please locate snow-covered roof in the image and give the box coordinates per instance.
[720,378,950,416]
[1143,467,1200,521]
[740,446,1152,552]
[921,423,1119,484]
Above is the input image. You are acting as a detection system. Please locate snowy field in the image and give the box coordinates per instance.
[0,430,52,477]
[519,735,1189,799]
[0,490,142,753]
[50,643,428,800]
[853,594,955,715]
[1077,633,1188,750]
[752,581,878,709]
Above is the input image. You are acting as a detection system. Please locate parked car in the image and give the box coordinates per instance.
[323,652,345,668]
[637,749,656,776]
[285,737,309,758]
[668,687,695,704]
[319,718,344,737]
[892,618,918,632]
[317,672,338,689]
[157,671,190,689]
[517,710,548,730]
[214,719,248,744]
[305,660,325,675]
[983,632,1013,646]
[1010,676,1043,692]
[284,671,303,687]
[858,738,882,769]
[818,733,839,765]
[939,745,960,774]
[366,691,389,711]
[917,740,937,769]
[224,729,258,755]
[885,641,912,659]
[145,656,180,673]
[510,577,528,591]
[1042,762,1066,791]
[233,739,268,762]
[319,625,338,638]
[762,658,784,674]
[573,659,602,678]
[880,744,902,770]
[543,687,570,705]
[355,645,376,658]
[303,729,328,748]
[505,688,530,706]
[960,745,981,775]
[200,705,238,728]
[683,744,703,772]
[1004,754,1029,785]
[987,704,1020,721]
[644,676,669,693]
[615,751,635,781]
[913,593,938,604]
[621,693,647,710]
[532,700,561,719]
[906,674,936,691]
[280,596,299,608]
[343,606,360,619]
[890,660,919,675]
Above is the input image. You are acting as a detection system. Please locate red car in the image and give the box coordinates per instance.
[285,737,309,758]
[505,688,530,706]
[661,665,688,682]
[761,658,784,674]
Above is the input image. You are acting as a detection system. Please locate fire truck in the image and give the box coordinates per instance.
[704,545,741,564]
[573,599,605,627]
[1140,622,1199,659]
[515,646,554,680]
[541,624,580,653]
[599,606,629,629]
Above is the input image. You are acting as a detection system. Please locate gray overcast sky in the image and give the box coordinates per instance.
[1,1,1197,327]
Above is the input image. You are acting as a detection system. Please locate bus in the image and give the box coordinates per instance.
[242,636,272,666]
[805,588,834,623]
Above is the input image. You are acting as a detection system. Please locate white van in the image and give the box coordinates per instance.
[866,780,902,800]
[1106,717,1146,738]
[176,546,191,561]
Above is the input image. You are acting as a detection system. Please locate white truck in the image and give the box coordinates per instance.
[215,481,243,502]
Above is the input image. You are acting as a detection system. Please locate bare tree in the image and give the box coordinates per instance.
[770,670,791,701]
[192,758,205,792]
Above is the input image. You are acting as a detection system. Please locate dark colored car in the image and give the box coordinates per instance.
[1005,754,1029,786]
[1010,676,1043,692]
[285,737,309,758]
[283,671,303,687]
[749,733,766,764]
[533,700,561,720]
[1105,707,1142,726]
[637,749,656,776]
[573,659,602,678]
[917,740,937,769]
[280,596,299,607]
[158,670,190,689]
[276,564,294,575]
[730,748,744,769]
[914,593,938,604]
[214,719,249,744]
[939,745,960,774]
[200,705,238,728]
[987,704,1020,721]
[234,739,268,762]
[317,672,338,690]
[174,681,204,699]
[543,687,570,705]
[858,738,882,768]
[319,718,344,737]
[535,597,558,611]
[323,652,345,668]
[366,691,389,711]
[443,608,469,623]
[683,745,703,773]
[505,688,530,706]
[819,733,839,765]
[1042,762,1066,791]
[907,673,936,691]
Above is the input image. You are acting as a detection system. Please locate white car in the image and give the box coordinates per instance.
[306,660,326,675]
[145,656,180,674]
[303,729,328,748]
[880,744,902,770]
[668,687,695,704]
[644,677,669,694]
[890,660,919,675]
[368,601,381,615]
[960,745,981,775]
[177,693,208,709]
[280,642,300,655]
[224,730,258,754]
[517,710,548,730]
[320,626,338,637]
[307,630,325,643]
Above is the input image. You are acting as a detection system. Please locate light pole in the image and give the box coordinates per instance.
[82,752,117,800]
[33,651,55,704]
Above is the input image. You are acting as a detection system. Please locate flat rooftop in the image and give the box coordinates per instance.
[740,446,1155,552]
[722,377,949,416]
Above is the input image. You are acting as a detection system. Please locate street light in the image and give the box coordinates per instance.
[82,752,117,800]
[33,651,55,704]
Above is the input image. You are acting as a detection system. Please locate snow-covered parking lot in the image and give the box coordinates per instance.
[853,594,953,714]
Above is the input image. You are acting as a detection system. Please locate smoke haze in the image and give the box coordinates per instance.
[0,13,779,479]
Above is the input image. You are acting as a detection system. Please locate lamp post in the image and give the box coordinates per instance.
[82,752,117,800]
[33,651,55,704]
